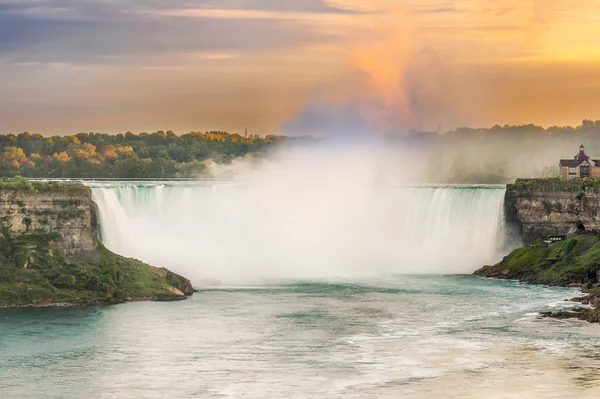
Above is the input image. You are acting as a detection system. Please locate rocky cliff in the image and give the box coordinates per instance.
[505,179,600,244]
[0,183,96,257]
[0,178,194,308]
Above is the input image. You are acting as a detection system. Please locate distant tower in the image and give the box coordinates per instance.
[245,128,248,138]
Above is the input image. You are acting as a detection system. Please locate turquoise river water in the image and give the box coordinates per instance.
[1,275,600,398]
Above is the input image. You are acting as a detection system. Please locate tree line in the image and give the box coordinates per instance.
[396,120,600,183]
[0,130,284,178]
[3,120,600,181]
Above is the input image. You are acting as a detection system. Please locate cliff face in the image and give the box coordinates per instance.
[0,187,96,256]
[0,180,194,308]
[505,180,600,244]
[477,180,600,324]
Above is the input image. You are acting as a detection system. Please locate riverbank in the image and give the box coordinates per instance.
[474,234,600,323]
[0,178,195,309]
[0,293,188,310]
[0,241,195,309]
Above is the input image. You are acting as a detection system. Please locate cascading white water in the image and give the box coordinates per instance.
[91,182,510,284]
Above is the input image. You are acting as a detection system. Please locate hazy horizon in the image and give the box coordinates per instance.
[2,119,600,137]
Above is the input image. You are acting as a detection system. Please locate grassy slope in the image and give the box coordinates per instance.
[0,230,191,307]
[474,235,600,285]
[474,235,600,322]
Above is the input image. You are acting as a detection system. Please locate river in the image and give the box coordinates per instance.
[2,181,599,397]
[1,276,599,398]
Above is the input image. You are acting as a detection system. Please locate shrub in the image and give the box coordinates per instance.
[22,217,32,231]
[26,287,54,303]
[86,276,104,291]
[52,274,76,289]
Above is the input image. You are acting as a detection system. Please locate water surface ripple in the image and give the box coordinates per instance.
[1,275,599,398]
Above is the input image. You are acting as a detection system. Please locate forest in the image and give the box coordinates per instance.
[0,130,285,178]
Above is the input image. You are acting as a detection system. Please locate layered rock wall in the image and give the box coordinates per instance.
[0,181,194,308]
[0,187,96,255]
[505,180,600,244]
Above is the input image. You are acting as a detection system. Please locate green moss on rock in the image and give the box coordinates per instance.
[475,235,600,323]
[0,179,195,308]
[0,231,194,308]
[474,235,600,285]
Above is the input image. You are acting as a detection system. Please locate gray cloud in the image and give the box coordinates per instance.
[0,0,347,64]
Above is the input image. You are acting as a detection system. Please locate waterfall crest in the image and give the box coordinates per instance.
[91,182,509,284]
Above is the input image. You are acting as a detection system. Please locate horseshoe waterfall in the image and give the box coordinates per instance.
[90,182,510,284]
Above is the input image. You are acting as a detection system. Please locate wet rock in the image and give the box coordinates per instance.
[166,271,195,295]
[540,308,587,320]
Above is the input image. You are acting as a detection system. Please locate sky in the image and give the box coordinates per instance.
[2,0,600,135]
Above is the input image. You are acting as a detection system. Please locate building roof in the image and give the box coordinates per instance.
[576,150,590,163]
[559,145,600,167]
[559,159,580,167]
[559,159,600,167]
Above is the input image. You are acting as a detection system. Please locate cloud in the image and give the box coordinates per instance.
[321,0,400,13]
[189,53,237,60]
[3,0,600,134]
[153,8,360,23]
[0,0,361,65]
[0,7,333,65]
[282,0,600,135]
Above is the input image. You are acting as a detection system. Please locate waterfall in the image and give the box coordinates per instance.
[91,182,510,284]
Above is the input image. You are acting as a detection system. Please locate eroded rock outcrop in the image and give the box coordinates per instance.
[166,271,195,295]
[505,179,600,244]
[0,185,96,256]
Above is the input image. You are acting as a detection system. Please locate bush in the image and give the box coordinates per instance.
[0,269,13,283]
[52,274,76,289]
[26,287,54,303]
[86,276,104,291]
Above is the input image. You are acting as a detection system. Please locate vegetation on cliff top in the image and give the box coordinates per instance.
[509,177,600,189]
[0,176,88,193]
[0,228,192,308]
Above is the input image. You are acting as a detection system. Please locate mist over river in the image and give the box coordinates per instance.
[2,180,600,398]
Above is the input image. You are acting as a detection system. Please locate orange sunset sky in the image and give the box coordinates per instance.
[1,0,600,135]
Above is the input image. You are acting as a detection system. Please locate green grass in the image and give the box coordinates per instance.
[510,177,600,192]
[0,176,88,193]
[475,235,600,285]
[0,179,191,308]
[510,178,562,189]
[0,230,191,307]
